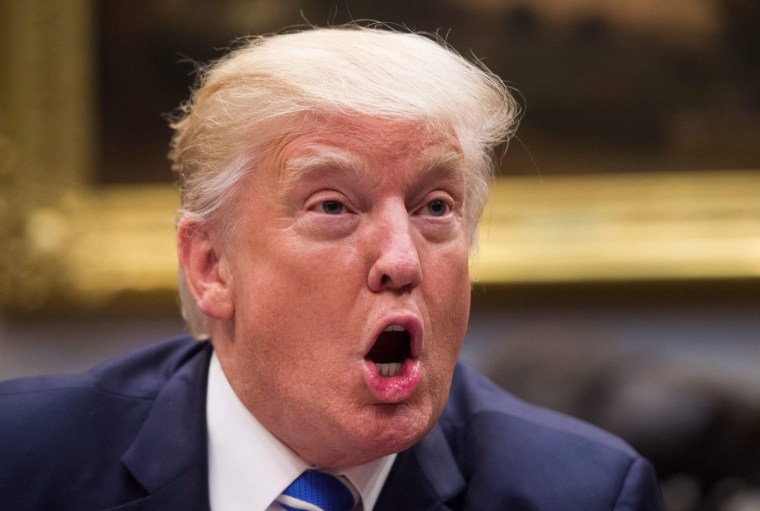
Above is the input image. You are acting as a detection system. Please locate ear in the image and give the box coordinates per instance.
[176,218,234,320]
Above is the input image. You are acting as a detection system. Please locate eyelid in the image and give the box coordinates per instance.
[305,191,354,214]
[415,192,456,216]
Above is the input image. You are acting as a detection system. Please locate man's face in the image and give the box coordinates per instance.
[214,115,471,467]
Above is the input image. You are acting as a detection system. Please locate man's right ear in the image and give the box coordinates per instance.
[176,218,234,320]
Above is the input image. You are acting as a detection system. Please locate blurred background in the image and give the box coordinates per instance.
[1,1,759,510]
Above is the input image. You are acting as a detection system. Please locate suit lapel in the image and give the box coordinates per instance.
[374,423,465,511]
[111,343,213,511]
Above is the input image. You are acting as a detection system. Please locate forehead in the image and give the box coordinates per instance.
[264,115,465,187]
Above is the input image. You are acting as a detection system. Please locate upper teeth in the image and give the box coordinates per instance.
[385,324,405,332]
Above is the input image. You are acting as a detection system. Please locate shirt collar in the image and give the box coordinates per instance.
[335,454,397,510]
[206,352,396,511]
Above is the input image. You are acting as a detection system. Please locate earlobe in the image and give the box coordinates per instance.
[176,218,234,320]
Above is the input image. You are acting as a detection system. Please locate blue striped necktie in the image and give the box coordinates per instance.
[276,470,357,511]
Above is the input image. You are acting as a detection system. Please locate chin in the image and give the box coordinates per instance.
[347,400,439,461]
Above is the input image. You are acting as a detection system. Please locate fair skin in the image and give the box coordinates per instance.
[178,114,472,468]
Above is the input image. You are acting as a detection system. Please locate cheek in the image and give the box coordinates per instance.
[233,237,363,340]
[425,244,471,355]
[428,240,471,302]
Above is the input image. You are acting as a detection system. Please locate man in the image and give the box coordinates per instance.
[0,26,663,510]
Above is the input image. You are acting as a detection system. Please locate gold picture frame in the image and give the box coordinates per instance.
[2,0,759,313]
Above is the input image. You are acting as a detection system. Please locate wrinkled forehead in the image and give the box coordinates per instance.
[258,113,468,187]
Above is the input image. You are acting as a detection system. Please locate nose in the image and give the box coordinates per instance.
[367,203,423,293]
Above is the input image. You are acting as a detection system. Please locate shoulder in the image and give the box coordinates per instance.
[443,362,636,451]
[0,335,207,434]
[0,335,205,397]
[0,333,207,432]
[0,336,210,507]
[437,363,662,510]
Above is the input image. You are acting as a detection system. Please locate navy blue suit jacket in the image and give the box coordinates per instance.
[0,336,662,510]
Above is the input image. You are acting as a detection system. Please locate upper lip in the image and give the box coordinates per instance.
[365,314,423,359]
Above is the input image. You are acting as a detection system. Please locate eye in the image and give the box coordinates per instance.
[320,200,345,215]
[425,199,449,217]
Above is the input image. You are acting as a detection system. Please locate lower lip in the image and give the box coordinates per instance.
[362,358,421,403]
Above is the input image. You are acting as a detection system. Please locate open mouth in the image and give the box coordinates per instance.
[365,325,412,378]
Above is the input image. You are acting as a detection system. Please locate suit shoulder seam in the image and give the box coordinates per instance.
[611,455,638,509]
[0,384,157,401]
[471,408,637,457]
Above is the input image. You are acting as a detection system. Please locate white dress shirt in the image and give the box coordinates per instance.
[206,353,396,511]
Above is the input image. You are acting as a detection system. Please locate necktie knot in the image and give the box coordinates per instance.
[276,470,356,511]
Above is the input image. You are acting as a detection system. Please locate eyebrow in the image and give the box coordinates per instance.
[280,148,467,192]
[418,150,467,184]
[280,152,365,191]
